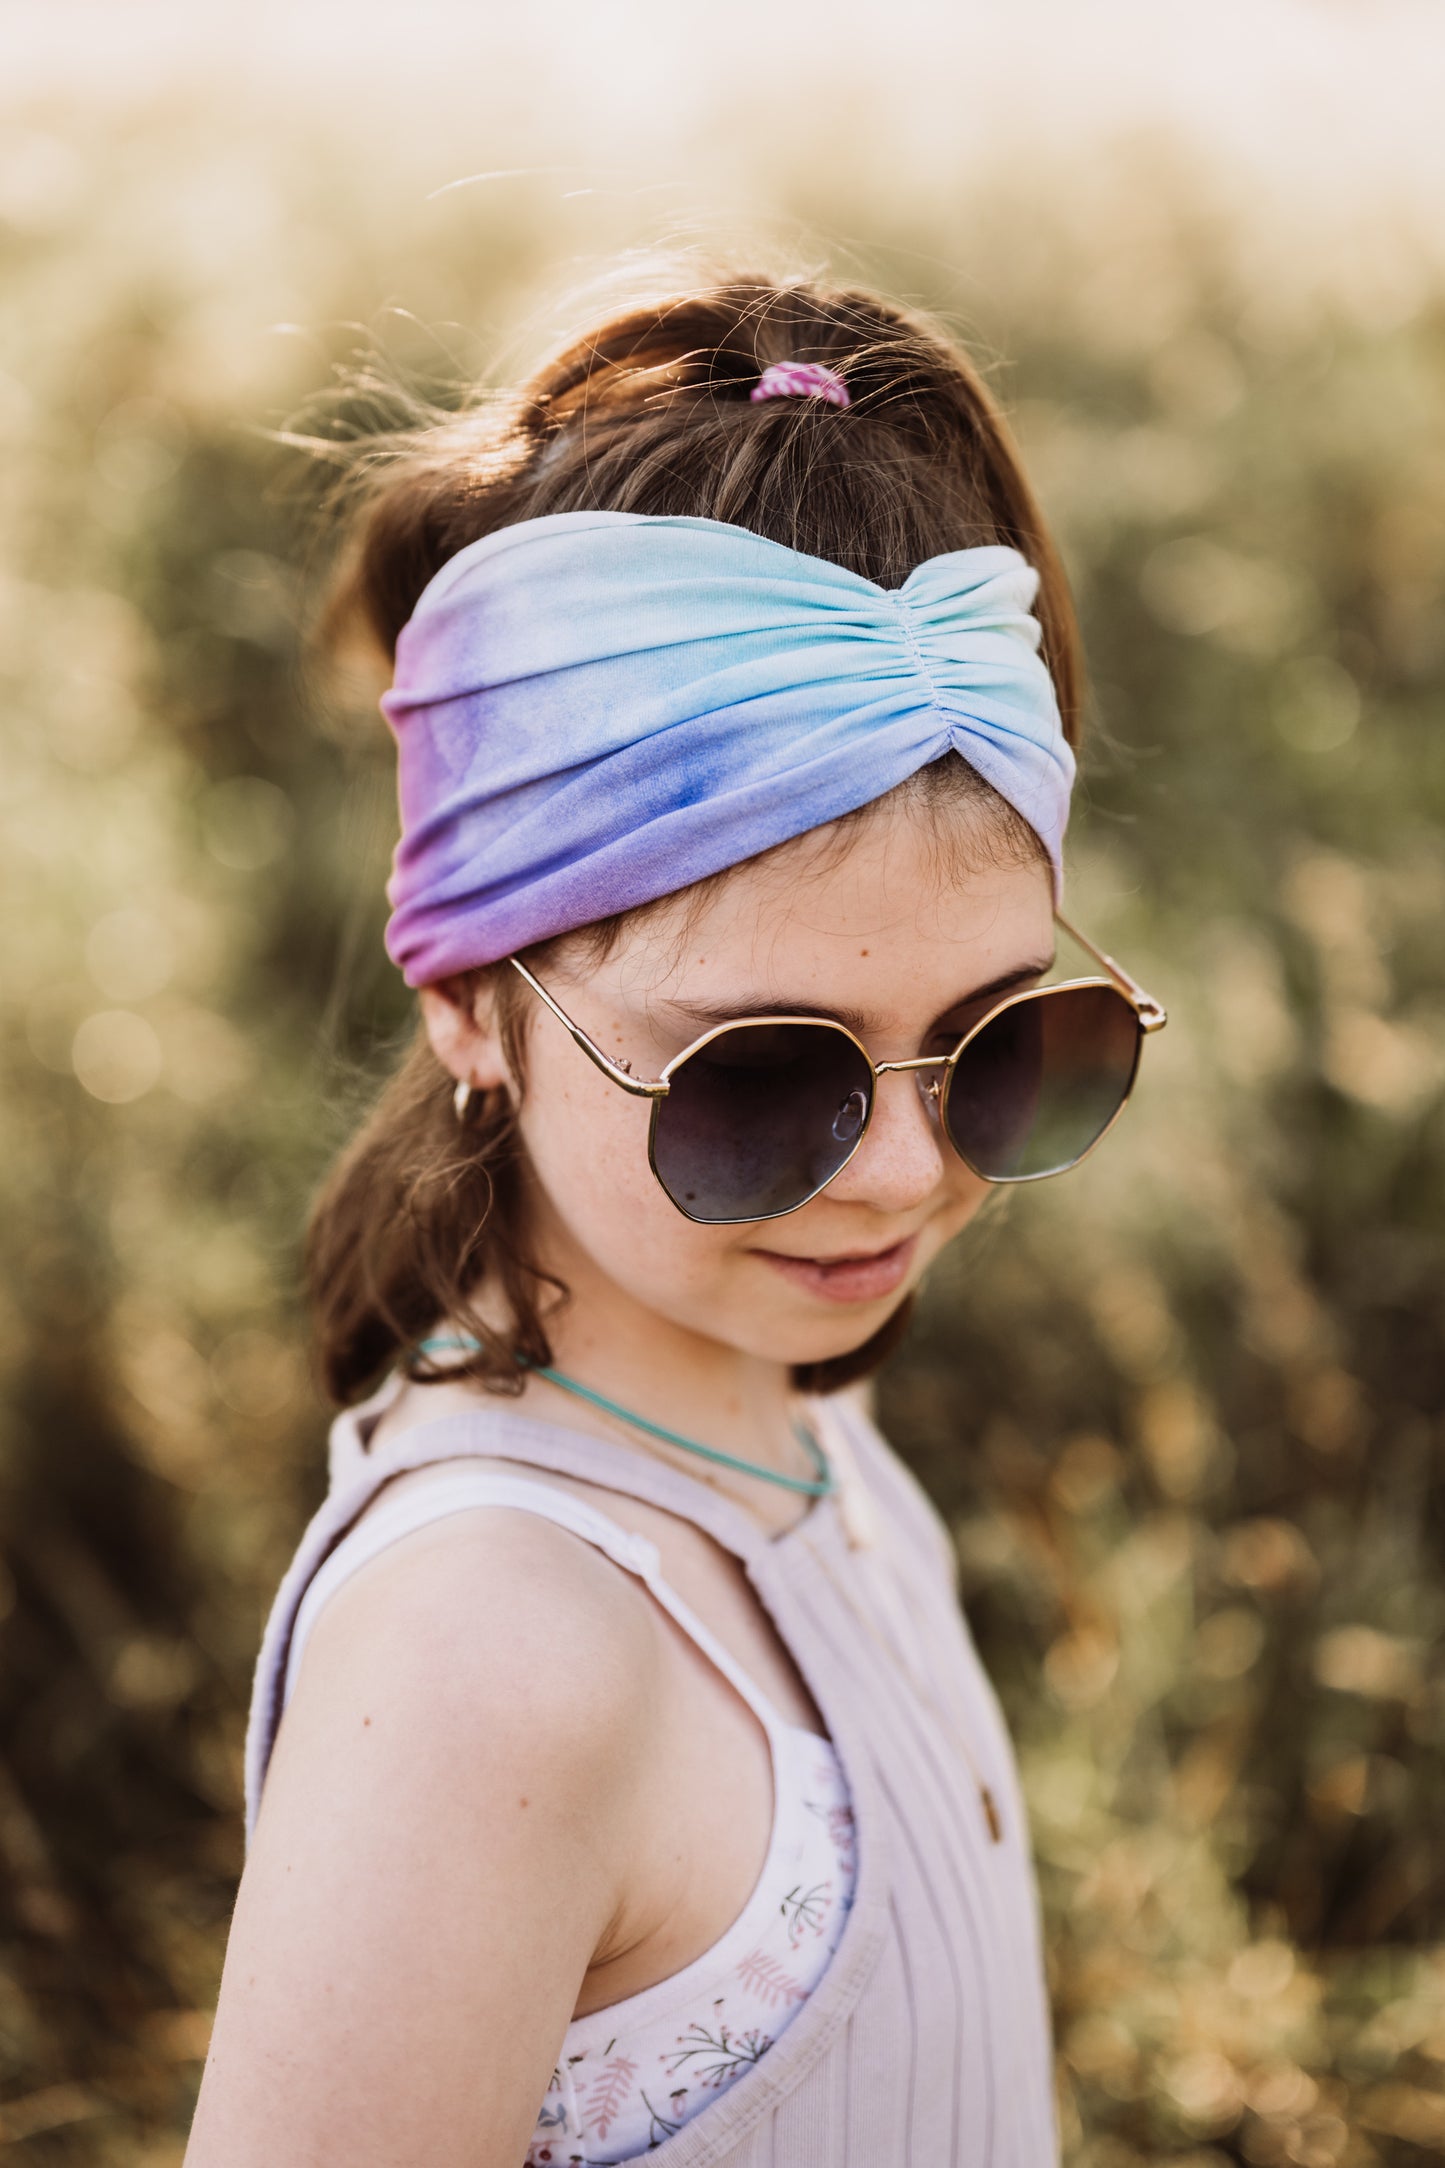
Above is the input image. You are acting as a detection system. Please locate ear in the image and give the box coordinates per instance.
[418,973,514,1095]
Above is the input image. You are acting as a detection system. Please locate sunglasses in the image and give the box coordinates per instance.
[509,909,1166,1226]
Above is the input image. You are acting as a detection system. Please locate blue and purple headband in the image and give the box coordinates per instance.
[381,506,1076,986]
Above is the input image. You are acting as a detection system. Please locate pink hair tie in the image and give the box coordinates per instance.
[751,359,850,409]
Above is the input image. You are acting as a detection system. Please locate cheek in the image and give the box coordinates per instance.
[514,1048,731,1296]
[916,1153,994,1260]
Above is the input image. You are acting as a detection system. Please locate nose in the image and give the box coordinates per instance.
[825,1066,949,1214]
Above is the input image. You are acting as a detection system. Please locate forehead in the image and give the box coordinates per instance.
[598,799,1055,1009]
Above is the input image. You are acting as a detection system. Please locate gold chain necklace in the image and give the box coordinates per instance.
[802,1406,1004,1846]
[807,1540,1004,1844]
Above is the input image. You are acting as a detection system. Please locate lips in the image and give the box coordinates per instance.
[753,1233,919,1305]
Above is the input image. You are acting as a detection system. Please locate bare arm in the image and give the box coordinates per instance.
[185,1509,661,2168]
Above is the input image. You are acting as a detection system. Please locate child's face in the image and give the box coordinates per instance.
[427,800,1056,1372]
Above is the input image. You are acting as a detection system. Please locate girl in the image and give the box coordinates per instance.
[186,273,1166,2168]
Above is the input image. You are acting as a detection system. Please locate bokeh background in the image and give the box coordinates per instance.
[2,2,1442,2161]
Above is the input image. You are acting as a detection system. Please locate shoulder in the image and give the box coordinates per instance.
[252,1485,668,1943]
[288,1475,666,1775]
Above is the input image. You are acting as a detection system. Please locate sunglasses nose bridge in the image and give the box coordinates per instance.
[815,1049,953,1210]
[847,1053,952,1144]
[873,1052,949,1098]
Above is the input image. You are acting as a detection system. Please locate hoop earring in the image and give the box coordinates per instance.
[452,1078,476,1124]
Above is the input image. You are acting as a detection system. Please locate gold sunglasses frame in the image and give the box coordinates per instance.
[509,908,1167,1225]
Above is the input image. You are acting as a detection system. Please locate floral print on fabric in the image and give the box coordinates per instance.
[524,1730,854,2165]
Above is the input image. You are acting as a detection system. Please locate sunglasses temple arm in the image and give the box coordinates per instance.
[508,958,669,1098]
[1053,909,1168,1032]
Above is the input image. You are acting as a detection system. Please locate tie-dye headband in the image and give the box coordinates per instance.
[381,511,1076,986]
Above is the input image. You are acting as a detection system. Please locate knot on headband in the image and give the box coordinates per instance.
[382,512,1076,986]
[751,360,850,408]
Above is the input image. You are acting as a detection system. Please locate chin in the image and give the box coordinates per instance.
[744,1291,918,1379]
[789,1294,918,1390]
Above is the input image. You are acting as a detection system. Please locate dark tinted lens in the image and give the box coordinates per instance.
[651,1022,874,1223]
[942,986,1141,1179]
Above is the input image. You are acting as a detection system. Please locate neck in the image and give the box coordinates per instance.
[541,1283,806,1485]
[449,1216,814,1508]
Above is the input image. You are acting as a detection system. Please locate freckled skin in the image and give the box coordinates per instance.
[421,802,1054,1468]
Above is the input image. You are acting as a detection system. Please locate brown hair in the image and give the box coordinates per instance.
[305,270,1085,1407]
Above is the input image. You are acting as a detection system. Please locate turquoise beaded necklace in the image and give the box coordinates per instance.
[413,1333,836,1500]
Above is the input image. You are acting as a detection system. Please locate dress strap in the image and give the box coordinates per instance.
[333,1380,776,1567]
[282,1464,795,1745]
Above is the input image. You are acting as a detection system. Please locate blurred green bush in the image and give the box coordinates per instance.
[0,102,1440,2168]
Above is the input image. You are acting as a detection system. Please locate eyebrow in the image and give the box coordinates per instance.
[662,955,1057,1035]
